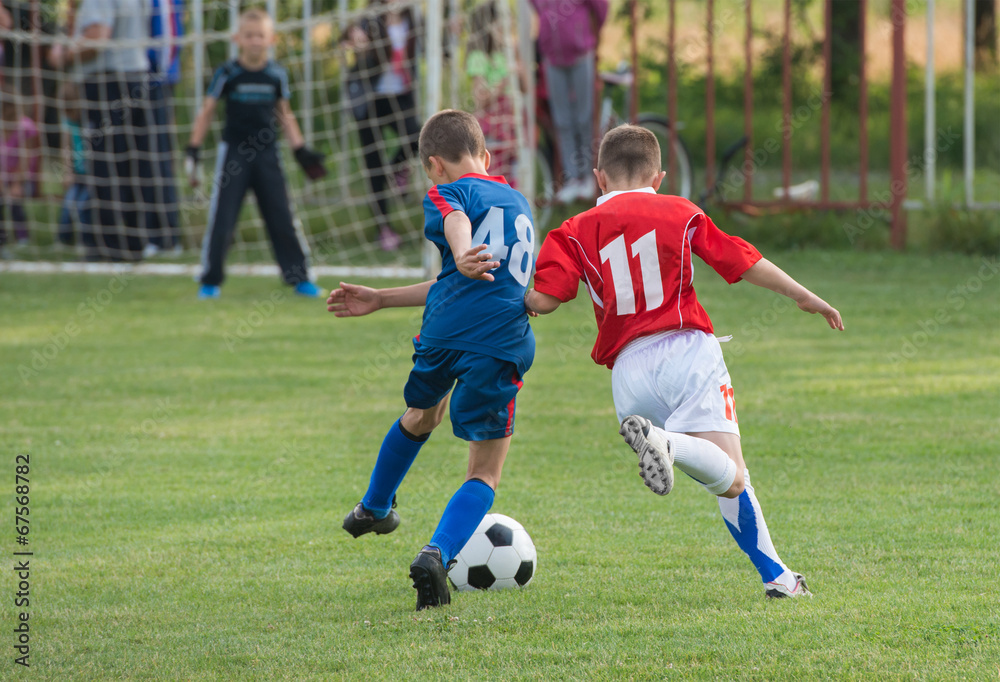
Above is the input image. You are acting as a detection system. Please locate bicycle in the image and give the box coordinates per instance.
[531,63,694,230]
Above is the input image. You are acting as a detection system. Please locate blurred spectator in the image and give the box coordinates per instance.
[466,1,518,184]
[0,82,39,253]
[2,1,61,150]
[2,2,54,74]
[56,80,91,248]
[528,0,608,204]
[49,0,156,261]
[342,0,421,252]
[142,0,185,257]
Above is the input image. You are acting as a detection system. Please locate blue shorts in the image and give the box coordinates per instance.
[404,340,523,442]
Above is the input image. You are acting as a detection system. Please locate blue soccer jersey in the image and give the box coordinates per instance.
[421,173,535,376]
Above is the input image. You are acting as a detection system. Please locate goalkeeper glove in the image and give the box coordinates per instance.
[294,146,327,181]
[184,146,202,188]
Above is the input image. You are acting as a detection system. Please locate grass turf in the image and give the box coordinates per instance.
[1,249,998,680]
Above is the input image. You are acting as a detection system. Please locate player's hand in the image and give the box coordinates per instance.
[327,281,382,317]
[184,146,202,188]
[796,293,844,331]
[456,244,500,282]
[294,146,327,181]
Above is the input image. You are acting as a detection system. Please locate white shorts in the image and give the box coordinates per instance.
[611,329,740,436]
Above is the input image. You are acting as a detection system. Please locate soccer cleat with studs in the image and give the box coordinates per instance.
[342,497,400,538]
[619,415,675,495]
[765,573,813,599]
[409,545,453,611]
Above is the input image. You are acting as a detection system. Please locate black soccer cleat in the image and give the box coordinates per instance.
[409,545,452,611]
[342,499,400,538]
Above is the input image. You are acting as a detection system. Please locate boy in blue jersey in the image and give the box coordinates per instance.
[327,109,535,611]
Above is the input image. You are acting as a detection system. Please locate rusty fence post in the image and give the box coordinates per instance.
[890,0,908,250]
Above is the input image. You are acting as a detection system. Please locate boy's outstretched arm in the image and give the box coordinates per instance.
[326,280,434,317]
[444,212,501,281]
[741,258,844,330]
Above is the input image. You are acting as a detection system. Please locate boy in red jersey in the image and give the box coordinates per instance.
[525,124,843,598]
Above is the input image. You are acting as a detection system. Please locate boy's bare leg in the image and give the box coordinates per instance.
[411,435,511,610]
[620,419,810,596]
[400,398,449,437]
[343,398,448,538]
[427,435,511,563]
[689,430,811,597]
[465,435,512,490]
[685,431,745,498]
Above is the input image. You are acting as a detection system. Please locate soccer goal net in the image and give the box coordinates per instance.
[0,0,536,279]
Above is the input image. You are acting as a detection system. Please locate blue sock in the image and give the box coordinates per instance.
[429,479,495,565]
[360,419,427,518]
[718,475,788,584]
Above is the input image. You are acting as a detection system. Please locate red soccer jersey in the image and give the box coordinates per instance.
[533,189,762,368]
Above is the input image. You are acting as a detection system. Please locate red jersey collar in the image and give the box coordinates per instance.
[460,173,509,185]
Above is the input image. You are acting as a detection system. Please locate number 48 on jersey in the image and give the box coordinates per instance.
[471,207,534,287]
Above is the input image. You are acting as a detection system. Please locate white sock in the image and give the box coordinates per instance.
[717,469,795,587]
[659,429,737,495]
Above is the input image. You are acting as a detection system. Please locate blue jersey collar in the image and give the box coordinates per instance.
[460,173,509,185]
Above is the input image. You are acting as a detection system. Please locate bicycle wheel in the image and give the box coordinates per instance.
[637,115,693,200]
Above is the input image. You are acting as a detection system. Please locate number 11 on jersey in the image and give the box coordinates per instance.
[599,230,664,315]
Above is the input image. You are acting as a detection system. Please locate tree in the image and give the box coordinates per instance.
[830,1,862,101]
[975,0,998,70]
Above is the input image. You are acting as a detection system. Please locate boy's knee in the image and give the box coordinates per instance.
[720,467,745,498]
[401,405,444,436]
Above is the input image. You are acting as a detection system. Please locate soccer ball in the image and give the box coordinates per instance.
[449,513,536,591]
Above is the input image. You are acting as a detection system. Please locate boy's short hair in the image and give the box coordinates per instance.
[419,109,486,169]
[239,7,273,28]
[597,124,662,184]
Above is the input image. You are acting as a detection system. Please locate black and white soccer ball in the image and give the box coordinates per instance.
[449,513,536,591]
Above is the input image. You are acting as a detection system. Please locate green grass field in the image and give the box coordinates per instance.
[1,250,998,680]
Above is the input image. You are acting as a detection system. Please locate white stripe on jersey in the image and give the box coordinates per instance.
[676,213,702,328]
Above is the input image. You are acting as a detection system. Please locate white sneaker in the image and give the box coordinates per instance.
[573,177,596,202]
[618,415,675,495]
[765,573,813,599]
[142,243,161,258]
[555,181,579,205]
